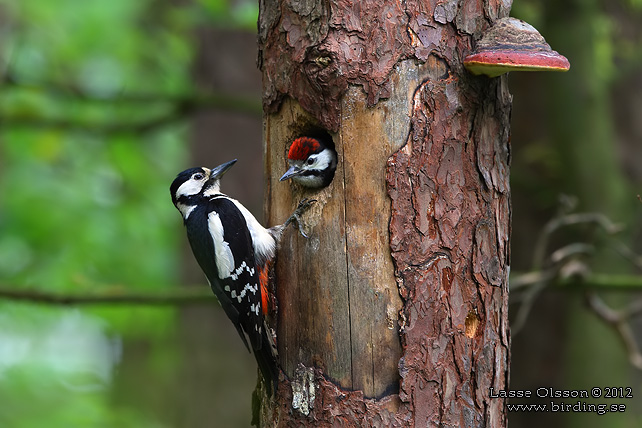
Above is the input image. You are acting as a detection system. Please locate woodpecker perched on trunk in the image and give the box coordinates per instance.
[279,136,337,188]
[170,159,313,394]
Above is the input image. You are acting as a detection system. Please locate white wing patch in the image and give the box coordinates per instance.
[229,198,277,263]
[207,211,235,279]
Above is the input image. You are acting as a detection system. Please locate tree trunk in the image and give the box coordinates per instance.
[258,0,512,426]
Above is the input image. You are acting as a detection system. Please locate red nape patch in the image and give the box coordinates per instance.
[288,137,321,161]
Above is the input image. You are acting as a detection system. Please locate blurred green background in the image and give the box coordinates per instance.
[0,0,640,427]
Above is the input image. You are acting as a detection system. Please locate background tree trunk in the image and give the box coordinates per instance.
[258,0,512,426]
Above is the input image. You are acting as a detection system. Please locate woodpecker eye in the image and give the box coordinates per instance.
[306,157,315,165]
[193,173,205,180]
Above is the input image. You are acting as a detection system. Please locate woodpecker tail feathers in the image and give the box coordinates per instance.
[254,322,279,395]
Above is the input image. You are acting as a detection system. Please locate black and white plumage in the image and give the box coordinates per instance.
[279,137,337,188]
[170,160,312,394]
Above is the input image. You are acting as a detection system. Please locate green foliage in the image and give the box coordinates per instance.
[0,0,261,425]
[195,0,260,30]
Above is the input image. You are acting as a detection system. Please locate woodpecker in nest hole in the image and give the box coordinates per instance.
[280,136,337,188]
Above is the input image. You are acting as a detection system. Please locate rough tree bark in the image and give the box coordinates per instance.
[258,0,512,426]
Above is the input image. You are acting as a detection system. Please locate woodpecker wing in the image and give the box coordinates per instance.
[184,196,278,392]
[185,197,264,350]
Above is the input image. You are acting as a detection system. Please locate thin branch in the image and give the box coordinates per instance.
[557,273,642,290]
[0,115,182,135]
[612,241,642,272]
[532,212,622,271]
[0,82,262,135]
[0,285,215,306]
[511,278,548,334]
[550,243,594,264]
[511,271,642,291]
[585,291,642,370]
[510,202,642,370]
[2,74,262,116]
[509,269,558,291]
[513,209,625,335]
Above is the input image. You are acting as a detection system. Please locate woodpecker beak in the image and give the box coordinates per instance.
[210,159,237,180]
[279,165,303,182]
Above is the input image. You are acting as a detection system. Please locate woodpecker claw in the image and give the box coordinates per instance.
[286,198,316,237]
[298,227,310,239]
[296,198,317,214]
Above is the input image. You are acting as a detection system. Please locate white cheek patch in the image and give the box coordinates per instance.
[176,179,204,198]
[313,149,334,170]
[207,211,235,279]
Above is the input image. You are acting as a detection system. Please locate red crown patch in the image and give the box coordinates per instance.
[288,137,321,161]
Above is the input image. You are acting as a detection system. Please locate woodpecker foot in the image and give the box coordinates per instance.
[286,198,316,238]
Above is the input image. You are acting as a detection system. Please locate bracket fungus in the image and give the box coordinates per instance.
[464,17,570,78]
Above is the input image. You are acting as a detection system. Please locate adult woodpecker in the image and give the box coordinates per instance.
[170,159,313,394]
[279,136,337,188]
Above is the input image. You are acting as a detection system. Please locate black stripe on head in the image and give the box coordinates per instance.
[170,167,208,205]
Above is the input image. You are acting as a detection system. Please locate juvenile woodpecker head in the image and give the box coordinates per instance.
[280,137,337,188]
[170,159,237,219]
